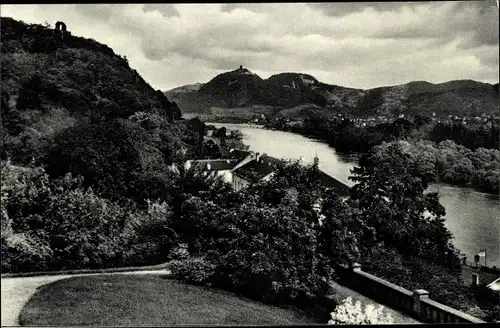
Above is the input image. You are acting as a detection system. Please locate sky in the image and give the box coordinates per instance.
[1,2,499,91]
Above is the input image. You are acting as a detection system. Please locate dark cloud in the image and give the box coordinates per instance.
[456,1,499,49]
[365,1,498,49]
[142,4,179,18]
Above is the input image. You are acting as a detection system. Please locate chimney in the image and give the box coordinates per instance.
[240,65,243,70]
[256,152,261,162]
[207,163,211,170]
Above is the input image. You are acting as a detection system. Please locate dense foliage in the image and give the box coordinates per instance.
[400,139,500,194]
[347,141,485,313]
[429,121,499,150]
[166,161,352,319]
[1,17,180,165]
[266,114,499,194]
[1,161,141,271]
[267,115,415,153]
[0,152,232,273]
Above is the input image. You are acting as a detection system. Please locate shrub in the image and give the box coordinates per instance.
[328,297,394,325]
[121,200,178,266]
[43,187,129,269]
[1,160,131,272]
[168,257,216,285]
[168,243,189,261]
[1,232,53,272]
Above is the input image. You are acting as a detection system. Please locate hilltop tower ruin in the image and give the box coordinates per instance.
[54,21,71,39]
[55,21,67,32]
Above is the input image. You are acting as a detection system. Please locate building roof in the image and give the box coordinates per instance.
[227,149,253,161]
[233,155,350,196]
[315,170,351,196]
[188,159,239,171]
[232,155,282,182]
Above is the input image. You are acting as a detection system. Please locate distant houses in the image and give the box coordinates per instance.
[185,149,350,196]
[184,158,239,184]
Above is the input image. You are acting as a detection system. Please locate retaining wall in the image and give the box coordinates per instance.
[335,263,485,323]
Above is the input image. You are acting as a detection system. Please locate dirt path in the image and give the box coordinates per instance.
[1,269,171,326]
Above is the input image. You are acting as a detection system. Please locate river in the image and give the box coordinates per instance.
[210,123,500,268]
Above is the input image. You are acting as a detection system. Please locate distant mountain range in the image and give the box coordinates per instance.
[165,67,499,120]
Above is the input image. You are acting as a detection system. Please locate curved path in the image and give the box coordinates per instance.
[1,269,171,326]
[2,269,419,326]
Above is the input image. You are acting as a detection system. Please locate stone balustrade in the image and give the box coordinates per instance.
[334,263,485,324]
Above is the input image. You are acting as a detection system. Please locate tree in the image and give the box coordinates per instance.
[44,118,171,203]
[317,194,364,269]
[172,162,340,313]
[347,141,481,313]
[349,141,457,264]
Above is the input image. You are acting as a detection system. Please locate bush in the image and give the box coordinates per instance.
[168,257,216,285]
[1,232,53,272]
[328,297,394,325]
[43,187,129,270]
[121,200,178,266]
[1,160,129,272]
[168,243,190,261]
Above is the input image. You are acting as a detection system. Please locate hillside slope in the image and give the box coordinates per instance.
[1,17,182,162]
[166,67,499,120]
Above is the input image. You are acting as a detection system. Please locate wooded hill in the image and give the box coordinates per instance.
[166,67,499,120]
[1,17,182,163]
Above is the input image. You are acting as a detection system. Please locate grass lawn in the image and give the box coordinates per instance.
[19,274,316,326]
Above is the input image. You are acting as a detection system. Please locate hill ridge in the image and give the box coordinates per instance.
[1,16,182,163]
[165,68,499,119]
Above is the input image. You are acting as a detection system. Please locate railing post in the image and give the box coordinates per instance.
[413,289,429,319]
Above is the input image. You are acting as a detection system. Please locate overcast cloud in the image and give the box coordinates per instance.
[1,2,498,91]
